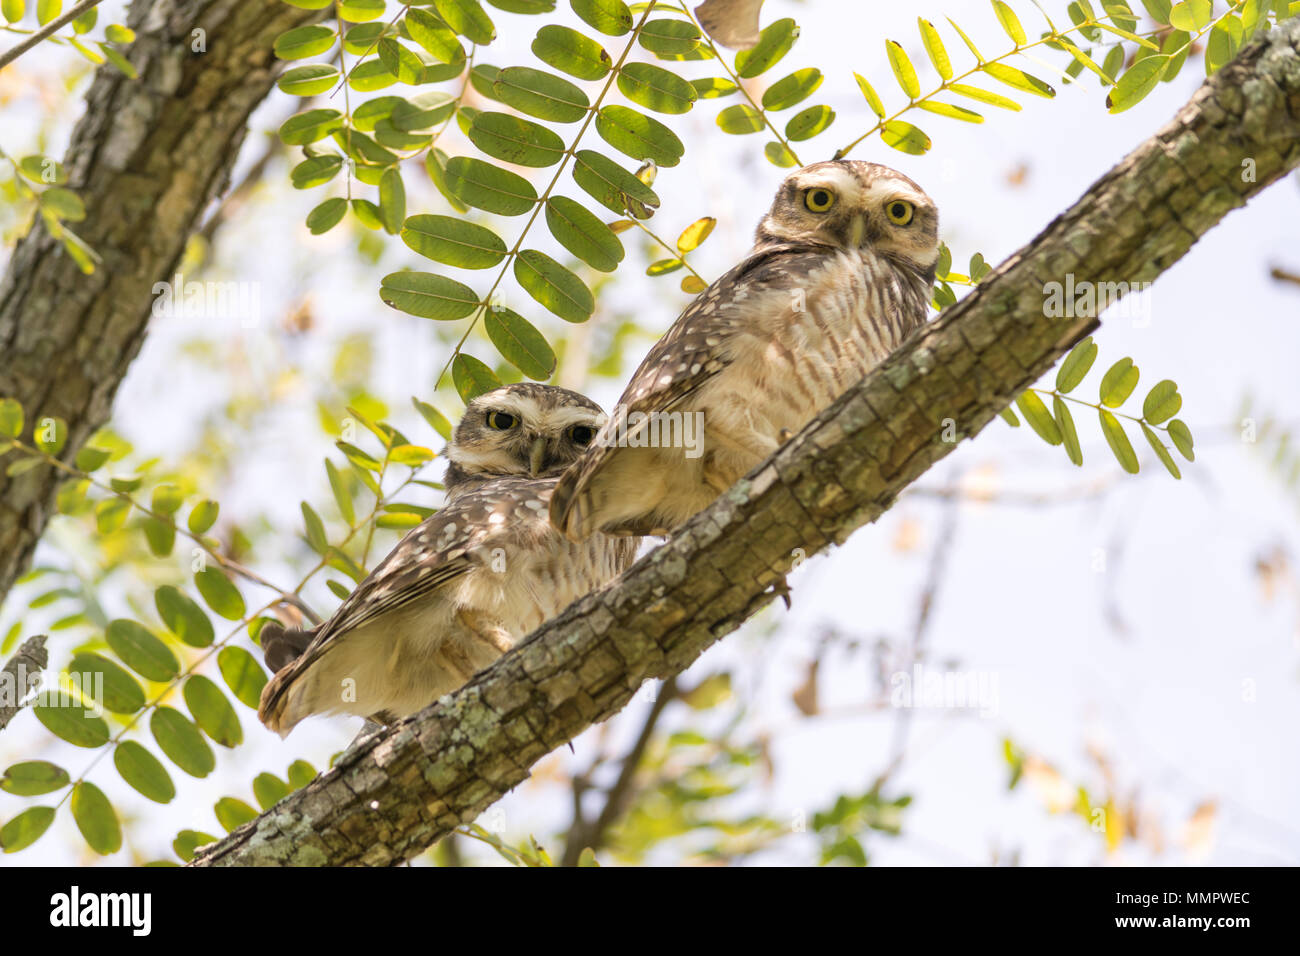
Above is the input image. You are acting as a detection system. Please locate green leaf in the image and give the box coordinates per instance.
[852,72,887,118]
[485,308,557,380]
[71,782,121,855]
[172,829,218,862]
[300,501,328,554]
[253,773,290,811]
[413,398,453,441]
[992,0,1027,44]
[764,141,798,167]
[1015,391,1062,445]
[151,707,216,778]
[217,646,268,710]
[486,0,555,11]
[545,196,624,272]
[188,499,219,534]
[1,807,55,854]
[106,619,179,682]
[639,17,701,56]
[94,497,131,534]
[2,0,25,25]
[280,109,344,146]
[785,105,834,141]
[39,188,85,222]
[0,398,23,438]
[1099,357,1139,407]
[880,119,931,155]
[69,653,144,714]
[377,37,425,85]
[452,354,504,404]
[405,7,464,63]
[1107,55,1168,112]
[339,0,385,22]
[532,24,611,80]
[380,271,479,320]
[278,64,340,96]
[692,76,738,98]
[982,63,1054,97]
[290,154,343,189]
[885,39,920,98]
[33,703,110,748]
[1168,0,1212,30]
[402,215,507,269]
[1099,409,1139,473]
[114,741,175,804]
[950,83,1020,110]
[1167,419,1195,461]
[571,149,660,217]
[274,24,337,60]
[1140,423,1181,478]
[717,103,765,134]
[596,105,684,166]
[1142,379,1182,424]
[1205,16,1243,75]
[443,156,537,215]
[433,0,495,43]
[515,250,594,322]
[494,66,589,122]
[617,62,697,114]
[762,68,824,111]
[307,197,348,235]
[155,585,214,648]
[325,459,356,524]
[214,796,258,833]
[918,18,953,80]
[917,100,983,123]
[184,675,242,747]
[735,17,798,78]
[288,760,318,790]
[1,761,68,797]
[571,0,631,36]
[194,568,246,621]
[151,483,184,515]
[1141,0,1172,23]
[468,111,565,167]
[677,216,715,253]
[1055,336,1098,393]
[1054,396,1083,466]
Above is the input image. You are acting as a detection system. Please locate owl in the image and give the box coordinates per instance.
[258,383,639,737]
[550,160,940,539]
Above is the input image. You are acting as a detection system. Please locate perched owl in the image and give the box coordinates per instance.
[550,160,939,539]
[258,383,638,737]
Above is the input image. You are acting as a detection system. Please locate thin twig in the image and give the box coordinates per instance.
[0,635,47,732]
[0,0,107,72]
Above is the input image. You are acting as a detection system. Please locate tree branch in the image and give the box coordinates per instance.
[192,21,1300,867]
[0,0,327,608]
[0,635,47,733]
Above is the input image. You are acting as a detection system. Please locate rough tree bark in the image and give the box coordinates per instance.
[192,21,1300,866]
[0,0,324,605]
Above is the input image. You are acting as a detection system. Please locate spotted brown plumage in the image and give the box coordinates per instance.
[258,385,638,737]
[550,159,940,540]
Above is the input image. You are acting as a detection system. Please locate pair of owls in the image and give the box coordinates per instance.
[260,160,939,735]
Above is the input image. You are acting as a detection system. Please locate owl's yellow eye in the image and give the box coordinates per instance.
[486,411,518,430]
[885,200,914,225]
[804,188,835,213]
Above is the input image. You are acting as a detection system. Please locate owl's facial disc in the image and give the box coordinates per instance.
[448,386,608,481]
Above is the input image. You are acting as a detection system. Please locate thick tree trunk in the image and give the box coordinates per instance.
[0,0,323,604]
[192,21,1300,866]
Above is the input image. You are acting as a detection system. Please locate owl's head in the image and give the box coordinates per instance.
[755,160,940,278]
[444,383,607,493]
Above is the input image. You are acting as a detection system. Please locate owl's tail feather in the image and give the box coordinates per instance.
[259,621,316,674]
[257,622,321,738]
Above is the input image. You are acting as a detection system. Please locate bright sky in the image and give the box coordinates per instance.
[2,0,1298,866]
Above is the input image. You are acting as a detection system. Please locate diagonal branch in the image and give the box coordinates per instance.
[192,20,1300,867]
[0,635,48,733]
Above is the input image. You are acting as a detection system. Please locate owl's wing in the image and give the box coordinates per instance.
[258,477,555,729]
[550,243,805,539]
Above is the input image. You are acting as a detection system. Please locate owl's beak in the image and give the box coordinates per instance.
[528,436,548,476]
[849,213,867,247]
